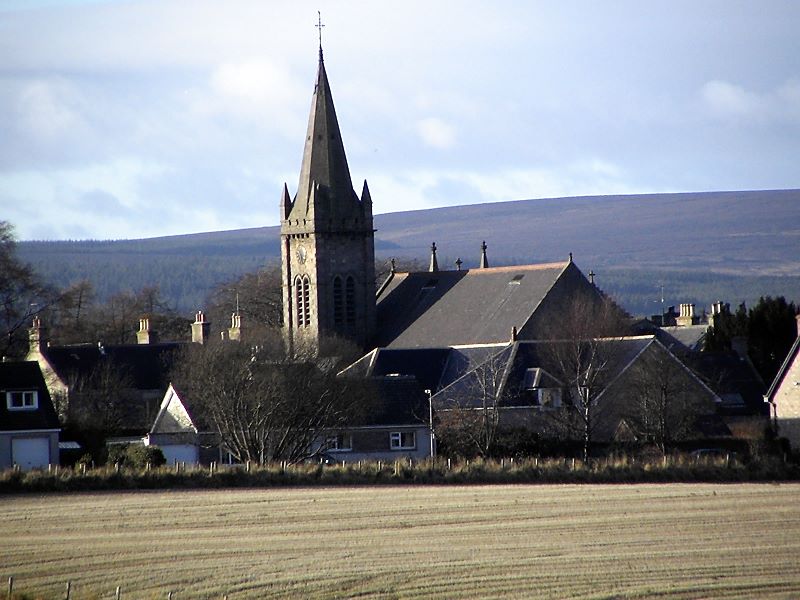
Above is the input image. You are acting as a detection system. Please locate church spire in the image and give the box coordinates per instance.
[289,44,361,222]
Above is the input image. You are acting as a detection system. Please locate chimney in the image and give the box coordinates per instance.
[191,311,211,344]
[510,326,518,342]
[676,303,695,327]
[228,312,242,342]
[429,242,439,272]
[479,241,488,269]
[136,317,158,345]
[28,316,44,356]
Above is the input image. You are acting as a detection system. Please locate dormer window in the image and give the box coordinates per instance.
[7,390,38,411]
[522,368,562,409]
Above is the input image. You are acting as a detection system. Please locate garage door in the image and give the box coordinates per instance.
[12,437,51,470]
[161,444,199,465]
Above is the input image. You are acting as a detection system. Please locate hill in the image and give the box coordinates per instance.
[17,189,800,316]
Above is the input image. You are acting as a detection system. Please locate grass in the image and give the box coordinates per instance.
[2,484,800,599]
[2,455,796,493]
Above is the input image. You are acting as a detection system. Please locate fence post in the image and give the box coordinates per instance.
[167,592,173,600]
[65,581,71,600]
[8,575,13,600]
[115,585,121,600]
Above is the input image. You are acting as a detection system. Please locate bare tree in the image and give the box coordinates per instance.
[0,221,56,357]
[436,347,513,458]
[171,338,374,464]
[542,295,630,461]
[206,265,283,340]
[66,360,136,434]
[623,346,710,454]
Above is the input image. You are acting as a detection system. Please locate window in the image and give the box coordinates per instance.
[326,433,352,452]
[390,431,416,450]
[345,276,356,325]
[522,368,562,409]
[333,277,343,325]
[537,387,562,408]
[7,390,38,411]
[295,276,311,327]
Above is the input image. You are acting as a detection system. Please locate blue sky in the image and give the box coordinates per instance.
[1,1,799,240]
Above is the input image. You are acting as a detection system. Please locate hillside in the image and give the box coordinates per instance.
[17,189,800,315]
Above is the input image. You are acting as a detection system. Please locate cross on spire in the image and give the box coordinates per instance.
[316,11,325,58]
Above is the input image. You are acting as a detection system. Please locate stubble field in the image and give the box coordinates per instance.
[3,484,800,599]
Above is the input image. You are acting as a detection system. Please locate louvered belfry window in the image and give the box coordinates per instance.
[296,275,311,327]
[345,276,356,325]
[333,276,343,325]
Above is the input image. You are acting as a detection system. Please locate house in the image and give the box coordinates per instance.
[0,361,60,470]
[766,316,800,450]
[24,313,216,434]
[144,383,224,465]
[314,376,432,463]
[350,336,724,451]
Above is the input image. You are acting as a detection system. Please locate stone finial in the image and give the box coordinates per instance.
[588,270,595,286]
[569,252,573,263]
[480,241,488,269]
[429,242,439,272]
[455,257,463,271]
[390,258,396,274]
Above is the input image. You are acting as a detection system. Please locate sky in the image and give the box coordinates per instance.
[1,1,799,241]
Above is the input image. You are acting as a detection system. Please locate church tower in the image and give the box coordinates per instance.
[280,48,376,353]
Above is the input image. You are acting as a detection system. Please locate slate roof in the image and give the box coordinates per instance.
[364,377,429,427]
[686,352,767,416]
[433,337,654,409]
[0,361,59,431]
[375,261,576,348]
[43,342,181,390]
[340,344,511,395]
[656,325,708,353]
[284,51,366,225]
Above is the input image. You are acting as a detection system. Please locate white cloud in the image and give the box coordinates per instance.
[701,80,760,118]
[701,79,800,123]
[209,59,305,123]
[416,117,456,149]
[370,159,644,216]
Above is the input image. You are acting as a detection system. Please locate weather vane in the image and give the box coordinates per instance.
[316,11,325,53]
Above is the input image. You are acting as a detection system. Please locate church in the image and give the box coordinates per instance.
[280,47,604,355]
[276,47,729,461]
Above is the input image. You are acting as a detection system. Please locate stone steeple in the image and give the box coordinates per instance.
[280,49,376,353]
[282,51,366,225]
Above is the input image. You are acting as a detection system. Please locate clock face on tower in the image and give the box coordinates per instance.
[296,245,307,264]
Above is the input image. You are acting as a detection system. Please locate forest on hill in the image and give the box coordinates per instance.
[17,189,800,317]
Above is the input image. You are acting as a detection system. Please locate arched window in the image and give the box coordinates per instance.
[295,276,311,327]
[345,276,356,326]
[333,276,343,325]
